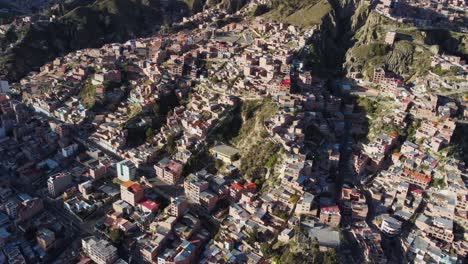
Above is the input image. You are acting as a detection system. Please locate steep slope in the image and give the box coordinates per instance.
[183,0,206,13]
[263,0,466,80]
[0,0,191,82]
[298,0,372,76]
[344,11,467,80]
[204,0,249,13]
[259,0,373,76]
[265,0,333,28]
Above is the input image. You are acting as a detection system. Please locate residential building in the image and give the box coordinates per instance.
[15,198,44,222]
[82,237,118,264]
[120,181,144,206]
[380,215,402,237]
[183,174,207,196]
[319,205,341,227]
[210,144,239,164]
[117,160,137,182]
[399,169,432,189]
[295,192,315,215]
[155,158,183,185]
[168,197,188,218]
[355,228,387,264]
[37,229,55,251]
[47,172,72,198]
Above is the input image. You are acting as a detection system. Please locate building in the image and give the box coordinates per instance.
[168,196,188,218]
[15,198,44,222]
[184,173,209,204]
[295,192,315,215]
[427,217,454,243]
[78,180,93,199]
[116,160,136,182]
[37,229,55,251]
[120,181,144,206]
[61,143,78,158]
[373,68,386,84]
[278,228,295,242]
[210,144,239,164]
[319,205,341,227]
[155,158,183,185]
[82,237,118,264]
[173,240,198,263]
[47,172,72,198]
[341,186,368,220]
[113,200,133,215]
[0,80,9,93]
[184,173,218,210]
[385,31,397,45]
[380,216,402,237]
[399,169,432,189]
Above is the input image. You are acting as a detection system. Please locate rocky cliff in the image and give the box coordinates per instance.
[299,0,372,76]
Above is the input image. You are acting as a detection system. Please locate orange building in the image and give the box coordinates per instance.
[120,181,144,206]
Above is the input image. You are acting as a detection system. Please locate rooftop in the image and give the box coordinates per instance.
[210,144,239,157]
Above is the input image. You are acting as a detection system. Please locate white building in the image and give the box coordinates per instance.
[380,215,402,237]
[116,160,136,182]
[47,172,72,198]
[295,192,315,215]
[61,143,79,158]
[82,236,118,264]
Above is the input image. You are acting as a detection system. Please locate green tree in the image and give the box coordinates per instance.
[246,229,259,245]
[260,243,273,258]
[323,249,340,264]
[165,134,177,155]
[145,127,154,141]
[107,229,122,243]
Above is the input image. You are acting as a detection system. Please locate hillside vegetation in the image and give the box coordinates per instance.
[264,0,332,28]
[343,11,468,80]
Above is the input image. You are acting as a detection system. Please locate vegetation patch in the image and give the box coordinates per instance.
[79,80,97,109]
[265,0,332,28]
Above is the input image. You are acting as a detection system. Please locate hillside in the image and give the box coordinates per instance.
[204,0,249,13]
[261,0,466,80]
[0,1,23,24]
[0,0,254,81]
[264,0,333,28]
[0,0,191,82]
[344,11,468,80]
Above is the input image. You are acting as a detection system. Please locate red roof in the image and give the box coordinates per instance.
[244,182,257,190]
[230,183,244,191]
[139,200,159,211]
[321,205,340,213]
[403,169,431,183]
[281,79,291,86]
